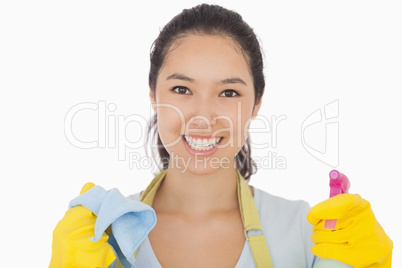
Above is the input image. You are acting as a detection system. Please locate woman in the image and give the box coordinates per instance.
[50,4,393,268]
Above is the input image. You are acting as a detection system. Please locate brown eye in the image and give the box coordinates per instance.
[172,86,191,95]
[220,90,239,97]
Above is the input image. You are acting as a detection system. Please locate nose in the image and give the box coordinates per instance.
[188,114,217,129]
[187,98,218,130]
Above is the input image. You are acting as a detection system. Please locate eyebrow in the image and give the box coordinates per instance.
[166,73,247,86]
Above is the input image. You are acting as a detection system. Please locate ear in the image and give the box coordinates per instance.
[251,89,264,120]
[149,90,157,113]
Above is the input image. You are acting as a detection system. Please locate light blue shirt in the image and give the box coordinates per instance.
[128,187,319,267]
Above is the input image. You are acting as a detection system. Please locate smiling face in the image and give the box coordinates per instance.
[150,34,263,175]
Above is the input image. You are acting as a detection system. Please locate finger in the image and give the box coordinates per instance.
[307,194,365,225]
[312,243,372,267]
[80,182,95,194]
[54,206,96,237]
[311,242,349,261]
[70,228,116,267]
[311,228,350,244]
[312,216,356,232]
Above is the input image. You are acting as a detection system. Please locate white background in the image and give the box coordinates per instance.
[1,0,401,267]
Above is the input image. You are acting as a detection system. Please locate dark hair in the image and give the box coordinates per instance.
[145,4,265,182]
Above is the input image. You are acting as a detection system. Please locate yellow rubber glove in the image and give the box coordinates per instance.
[49,182,116,268]
[307,194,393,268]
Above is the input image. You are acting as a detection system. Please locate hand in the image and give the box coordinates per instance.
[307,194,393,268]
[49,183,116,268]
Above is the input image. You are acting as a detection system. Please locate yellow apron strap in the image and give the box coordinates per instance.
[138,169,168,205]
[129,169,272,267]
[236,169,273,268]
[115,259,125,268]
[132,169,168,258]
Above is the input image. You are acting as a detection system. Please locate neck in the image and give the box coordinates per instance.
[152,162,239,217]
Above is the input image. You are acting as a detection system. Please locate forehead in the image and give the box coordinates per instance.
[159,34,252,82]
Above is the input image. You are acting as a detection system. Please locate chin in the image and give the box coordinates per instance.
[182,165,221,176]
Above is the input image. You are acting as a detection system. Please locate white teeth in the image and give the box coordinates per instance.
[184,135,222,151]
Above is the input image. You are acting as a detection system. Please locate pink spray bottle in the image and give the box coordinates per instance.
[323,170,351,229]
[314,170,354,268]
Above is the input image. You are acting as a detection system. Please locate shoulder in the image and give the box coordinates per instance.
[253,187,317,266]
[253,187,311,215]
[253,187,312,240]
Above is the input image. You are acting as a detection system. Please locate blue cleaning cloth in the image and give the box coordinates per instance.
[69,185,157,268]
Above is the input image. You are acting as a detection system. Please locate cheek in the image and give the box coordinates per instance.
[231,102,254,135]
[156,103,185,146]
[241,105,254,131]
